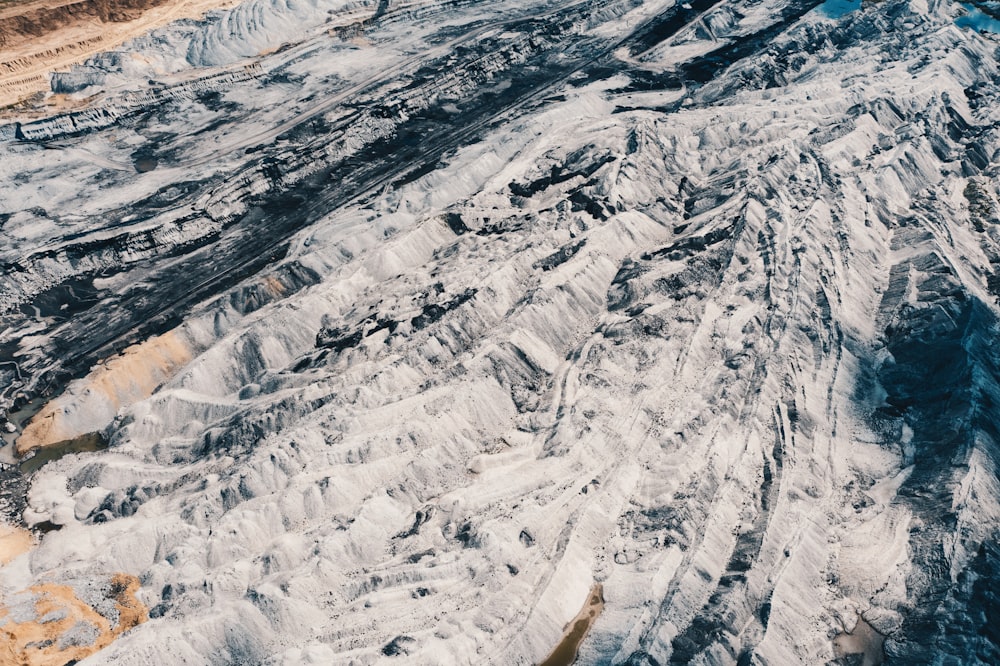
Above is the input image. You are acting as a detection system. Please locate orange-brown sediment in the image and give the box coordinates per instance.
[0,523,33,565]
[16,329,193,456]
[0,573,148,666]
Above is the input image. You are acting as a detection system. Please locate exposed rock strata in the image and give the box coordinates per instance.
[1,0,999,663]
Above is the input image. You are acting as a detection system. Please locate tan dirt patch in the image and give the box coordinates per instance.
[0,573,147,666]
[16,329,193,456]
[0,523,33,565]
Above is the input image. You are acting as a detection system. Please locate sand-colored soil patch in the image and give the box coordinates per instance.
[17,329,193,456]
[0,573,147,666]
[0,523,33,565]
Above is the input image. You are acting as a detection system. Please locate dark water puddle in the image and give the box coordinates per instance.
[818,0,860,18]
[539,583,604,666]
[833,615,886,666]
[1,394,48,455]
[17,274,104,323]
[32,520,62,534]
[134,156,159,173]
[18,432,107,475]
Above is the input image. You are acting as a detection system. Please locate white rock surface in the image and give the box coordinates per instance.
[2,0,1000,663]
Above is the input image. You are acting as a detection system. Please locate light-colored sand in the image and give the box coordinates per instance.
[16,329,194,455]
[0,573,147,666]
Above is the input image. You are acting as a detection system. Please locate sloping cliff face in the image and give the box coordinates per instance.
[0,0,171,47]
[0,0,297,108]
[2,0,1000,663]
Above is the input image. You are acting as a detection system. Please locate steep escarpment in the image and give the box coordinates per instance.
[0,0,266,108]
[0,0,171,50]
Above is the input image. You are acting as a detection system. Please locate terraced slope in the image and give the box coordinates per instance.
[1,0,1000,663]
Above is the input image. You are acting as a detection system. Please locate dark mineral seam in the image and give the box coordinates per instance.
[2,0,790,436]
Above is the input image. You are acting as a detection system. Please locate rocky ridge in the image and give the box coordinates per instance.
[1,0,1000,663]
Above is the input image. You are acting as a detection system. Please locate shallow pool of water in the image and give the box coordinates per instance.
[818,0,861,18]
[19,432,107,474]
[956,3,1000,32]
[833,615,886,666]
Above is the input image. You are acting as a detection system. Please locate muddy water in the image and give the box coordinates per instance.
[18,431,107,474]
[0,394,48,465]
[539,583,604,666]
[833,615,886,666]
[134,156,158,172]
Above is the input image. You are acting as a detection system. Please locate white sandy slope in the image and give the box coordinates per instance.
[3,0,1000,664]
